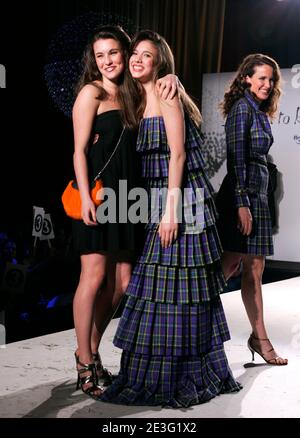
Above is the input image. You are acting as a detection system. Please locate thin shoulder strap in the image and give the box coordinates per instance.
[93,127,125,181]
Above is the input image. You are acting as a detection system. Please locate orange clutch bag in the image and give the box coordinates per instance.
[61,179,104,220]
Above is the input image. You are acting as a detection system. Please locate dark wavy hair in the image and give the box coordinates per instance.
[130,30,202,126]
[220,53,282,119]
[75,25,139,128]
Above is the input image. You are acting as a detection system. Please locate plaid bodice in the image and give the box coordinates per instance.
[136,114,218,230]
[136,115,207,179]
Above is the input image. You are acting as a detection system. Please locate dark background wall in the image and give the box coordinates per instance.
[222,0,300,71]
[1,0,299,235]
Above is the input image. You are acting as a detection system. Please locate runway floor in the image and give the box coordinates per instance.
[0,277,299,418]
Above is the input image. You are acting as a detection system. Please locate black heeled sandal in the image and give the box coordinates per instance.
[75,354,104,400]
[247,333,288,365]
[92,352,114,386]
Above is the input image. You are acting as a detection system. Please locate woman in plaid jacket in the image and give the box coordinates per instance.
[216,54,288,365]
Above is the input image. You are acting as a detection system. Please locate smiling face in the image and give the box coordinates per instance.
[129,40,158,83]
[93,38,125,83]
[246,64,274,102]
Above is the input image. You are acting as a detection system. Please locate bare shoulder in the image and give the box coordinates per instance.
[77,82,100,100]
[73,83,100,115]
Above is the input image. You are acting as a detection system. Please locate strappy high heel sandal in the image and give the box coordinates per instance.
[75,353,104,400]
[247,333,288,365]
[92,352,114,386]
[75,351,114,386]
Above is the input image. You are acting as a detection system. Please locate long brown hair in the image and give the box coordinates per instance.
[130,30,202,126]
[75,25,139,128]
[220,53,282,119]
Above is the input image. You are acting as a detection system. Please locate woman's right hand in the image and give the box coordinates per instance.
[237,207,252,235]
[81,197,98,226]
[158,216,178,248]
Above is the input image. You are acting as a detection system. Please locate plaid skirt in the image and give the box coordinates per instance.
[100,345,241,407]
[216,192,274,256]
[100,225,241,407]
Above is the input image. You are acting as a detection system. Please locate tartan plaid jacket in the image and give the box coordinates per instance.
[225,89,274,208]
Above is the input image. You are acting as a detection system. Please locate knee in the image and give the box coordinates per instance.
[119,274,131,295]
[230,258,242,273]
[105,273,130,299]
[221,253,242,280]
[243,258,264,281]
[81,266,105,291]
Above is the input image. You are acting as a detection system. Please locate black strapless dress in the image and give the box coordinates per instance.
[72,110,140,254]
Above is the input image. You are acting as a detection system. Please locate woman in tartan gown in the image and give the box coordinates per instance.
[100,31,241,407]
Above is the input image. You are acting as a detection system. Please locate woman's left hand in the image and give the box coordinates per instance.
[158,216,178,248]
[237,206,253,235]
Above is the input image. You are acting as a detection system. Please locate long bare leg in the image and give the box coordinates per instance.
[73,252,107,395]
[241,254,288,365]
[91,254,132,377]
[240,255,266,337]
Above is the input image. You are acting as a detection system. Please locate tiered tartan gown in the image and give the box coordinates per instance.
[100,115,242,407]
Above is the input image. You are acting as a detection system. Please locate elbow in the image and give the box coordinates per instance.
[172,151,186,165]
[73,149,87,164]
